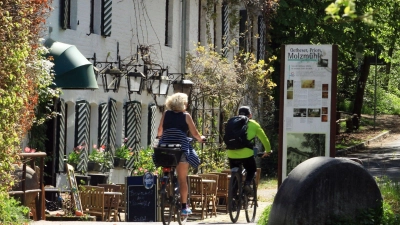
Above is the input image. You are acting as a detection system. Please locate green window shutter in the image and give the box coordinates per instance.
[147,104,157,146]
[101,0,112,36]
[222,2,229,58]
[98,103,109,147]
[125,101,142,169]
[108,98,117,161]
[56,98,66,172]
[257,16,265,61]
[75,100,90,173]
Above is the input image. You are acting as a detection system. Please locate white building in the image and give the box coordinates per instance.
[43,0,266,184]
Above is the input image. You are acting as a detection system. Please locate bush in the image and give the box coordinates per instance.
[0,192,29,224]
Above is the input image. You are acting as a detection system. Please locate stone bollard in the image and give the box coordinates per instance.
[268,157,382,225]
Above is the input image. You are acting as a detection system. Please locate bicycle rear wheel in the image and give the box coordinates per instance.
[161,179,175,225]
[228,172,242,223]
[244,178,257,222]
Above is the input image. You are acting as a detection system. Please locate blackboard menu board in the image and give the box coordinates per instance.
[126,176,158,222]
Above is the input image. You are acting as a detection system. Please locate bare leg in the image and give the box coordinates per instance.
[176,162,189,205]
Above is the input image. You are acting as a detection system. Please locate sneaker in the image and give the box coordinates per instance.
[244,184,253,196]
[181,207,192,216]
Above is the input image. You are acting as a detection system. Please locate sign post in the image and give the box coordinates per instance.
[278,44,338,185]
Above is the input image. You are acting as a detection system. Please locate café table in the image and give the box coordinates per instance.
[104,191,122,221]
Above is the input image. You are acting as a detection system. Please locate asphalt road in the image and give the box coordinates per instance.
[345,132,400,182]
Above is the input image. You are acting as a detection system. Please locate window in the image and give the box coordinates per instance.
[89,0,103,35]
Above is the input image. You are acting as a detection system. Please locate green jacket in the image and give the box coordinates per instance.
[227,119,271,159]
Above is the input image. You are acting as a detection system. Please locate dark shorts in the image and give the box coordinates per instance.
[180,152,188,163]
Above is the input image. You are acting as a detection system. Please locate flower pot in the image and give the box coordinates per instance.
[113,157,126,168]
[87,161,102,172]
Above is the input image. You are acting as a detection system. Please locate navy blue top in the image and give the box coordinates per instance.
[163,111,189,133]
[158,110,200,168]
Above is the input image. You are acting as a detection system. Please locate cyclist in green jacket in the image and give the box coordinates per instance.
[227,106,272,195]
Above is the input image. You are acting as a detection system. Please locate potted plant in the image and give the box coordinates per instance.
[88,144,112,172]
[114,138,134,168]
[67,145,83,171]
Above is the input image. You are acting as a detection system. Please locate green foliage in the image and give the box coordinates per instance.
[67,145,83,165]
[257,204,272,225]
[0,192,29,224]
[0,0,54,195]
[362,85,400,115]
[114,138,134,160]
[132,146,161,176]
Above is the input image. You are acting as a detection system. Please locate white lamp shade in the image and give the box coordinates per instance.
[128,76,142,92]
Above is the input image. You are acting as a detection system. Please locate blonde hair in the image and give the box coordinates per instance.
[165,93,188,111]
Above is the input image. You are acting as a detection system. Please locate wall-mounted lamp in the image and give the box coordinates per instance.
[102,66,123,92]
[170,73,194,96]
[126,70,145,95]
[146,65,170,96]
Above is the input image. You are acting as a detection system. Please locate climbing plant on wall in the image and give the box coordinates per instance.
[0,0,56,193]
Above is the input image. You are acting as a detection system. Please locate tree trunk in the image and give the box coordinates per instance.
[352,56,371,117]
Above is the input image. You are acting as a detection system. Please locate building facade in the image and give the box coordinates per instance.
[43,0,266,183]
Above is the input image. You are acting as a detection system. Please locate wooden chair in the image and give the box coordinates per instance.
[79,186,105,221]
[209,172,229,213]
[116,183,126,221]
[188,175,205,220]
[98,184,121,222]
[199,174,219,218]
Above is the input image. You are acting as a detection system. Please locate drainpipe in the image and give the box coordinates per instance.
[181,0,187,74]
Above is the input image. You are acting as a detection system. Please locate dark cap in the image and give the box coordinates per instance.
[238,106,251,116]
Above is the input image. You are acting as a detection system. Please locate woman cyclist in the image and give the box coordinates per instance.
[156,92,206,216]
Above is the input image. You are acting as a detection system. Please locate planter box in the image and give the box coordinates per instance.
[87,161,102,172]
[113,157,126,168]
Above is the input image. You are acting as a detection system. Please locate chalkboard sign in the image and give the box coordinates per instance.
[66,163,83,213]
[126,175,158,222]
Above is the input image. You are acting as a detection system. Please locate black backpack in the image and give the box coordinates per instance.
[223,115,254,150]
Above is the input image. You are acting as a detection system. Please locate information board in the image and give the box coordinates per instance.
[126,175,158,222]
[279,44,338,185]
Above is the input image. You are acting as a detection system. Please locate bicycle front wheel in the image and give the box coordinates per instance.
[244,178,257,222]
[228,172,242,223]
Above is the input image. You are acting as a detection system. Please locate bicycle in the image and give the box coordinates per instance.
[228,152,267,223]
[154,143,188,225]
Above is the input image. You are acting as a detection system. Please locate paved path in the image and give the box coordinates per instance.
[345,132,400,182]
